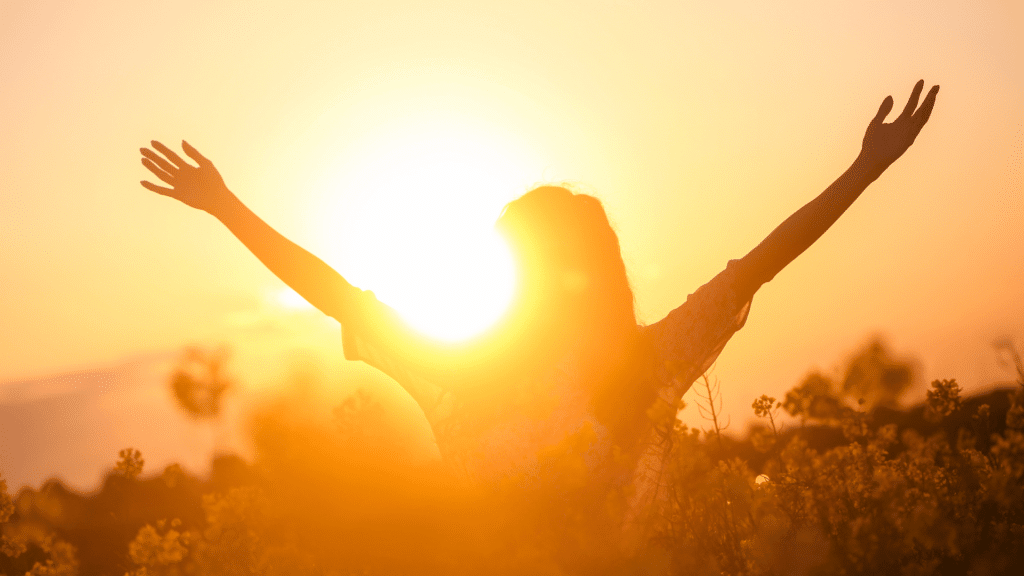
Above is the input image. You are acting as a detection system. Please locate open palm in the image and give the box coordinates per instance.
[140,141,232,214]
[861,80,939,170]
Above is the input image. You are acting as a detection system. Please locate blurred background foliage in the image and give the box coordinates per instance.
[2,338,1024,575]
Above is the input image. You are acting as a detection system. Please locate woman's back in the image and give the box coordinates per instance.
[339,252,757,533]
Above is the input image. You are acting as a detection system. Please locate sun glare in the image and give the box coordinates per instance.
[275,287,313,310]
[313,119,539,342]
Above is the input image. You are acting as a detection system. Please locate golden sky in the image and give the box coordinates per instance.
[1,0,1022,486]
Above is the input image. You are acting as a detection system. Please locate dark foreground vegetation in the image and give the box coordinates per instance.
[3,339,1024,575]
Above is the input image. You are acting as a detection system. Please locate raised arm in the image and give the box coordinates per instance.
[734,80,939,300]
[140,140,356,321]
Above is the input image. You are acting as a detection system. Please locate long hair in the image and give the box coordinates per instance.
[496,186,635,341]
[495,186,652,442]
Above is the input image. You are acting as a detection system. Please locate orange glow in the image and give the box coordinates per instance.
[311,118,539,341]
[1,4,1022,552]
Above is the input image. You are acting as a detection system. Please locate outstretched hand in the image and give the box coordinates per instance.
[859,80,939,171]
[140,141,233,215]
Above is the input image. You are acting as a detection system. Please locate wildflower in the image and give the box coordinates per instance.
[115,448,145,480]
[924,379,961,423]
[752,395,777,418]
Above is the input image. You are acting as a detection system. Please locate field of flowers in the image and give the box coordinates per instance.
[3,340,1023,575]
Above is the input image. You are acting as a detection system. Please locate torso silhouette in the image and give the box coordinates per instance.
[340,258,754,528]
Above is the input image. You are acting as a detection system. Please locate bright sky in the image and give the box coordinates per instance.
[1,0,1022,485]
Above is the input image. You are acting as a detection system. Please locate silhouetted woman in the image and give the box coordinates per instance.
[140,81,938,544]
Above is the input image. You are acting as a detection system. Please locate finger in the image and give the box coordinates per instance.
[911,85,939,132]
[898,79,925,121]
[181,140,210,167]
[141,180,175,195]
[151,140,192,169]
[870,95,893,127]
[141,148,177,175]
[142,158,176,185]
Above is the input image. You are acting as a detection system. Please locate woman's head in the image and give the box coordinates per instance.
[495,186,636,347]
[495,186,653,441]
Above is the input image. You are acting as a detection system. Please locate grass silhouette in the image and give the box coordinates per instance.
[4,339,1024,575]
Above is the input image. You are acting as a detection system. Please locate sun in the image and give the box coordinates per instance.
[312,118,541,342]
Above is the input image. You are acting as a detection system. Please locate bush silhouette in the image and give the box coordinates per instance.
[3,339,1024,575]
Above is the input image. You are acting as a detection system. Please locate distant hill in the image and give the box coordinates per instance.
[0,352,241,492]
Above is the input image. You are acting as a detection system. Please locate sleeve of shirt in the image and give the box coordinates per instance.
[641,258,755,402]
[339,289,451,420]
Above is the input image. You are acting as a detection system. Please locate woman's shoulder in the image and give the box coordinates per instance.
[638,259,753,388]
[642,259,750,335]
